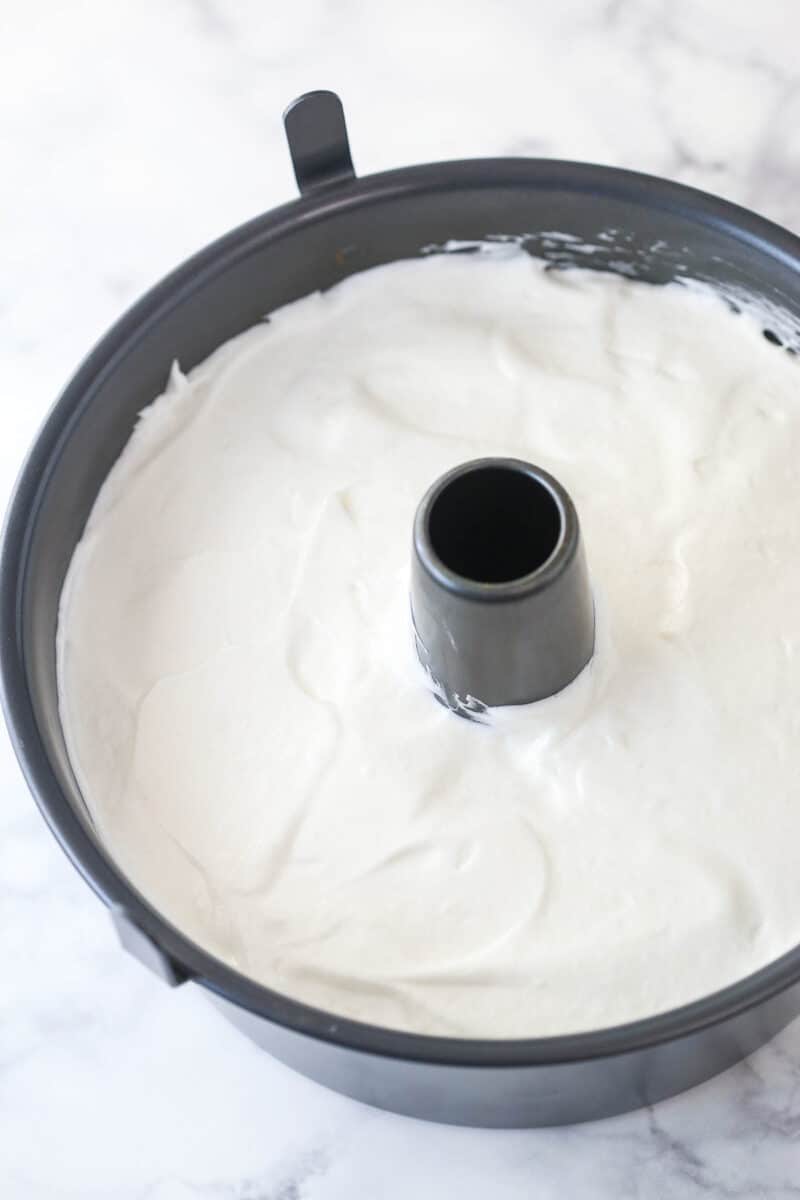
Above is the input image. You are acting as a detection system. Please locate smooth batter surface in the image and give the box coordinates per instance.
[58,252,800,1037]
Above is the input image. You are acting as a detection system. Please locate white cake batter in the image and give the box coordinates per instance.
[57,252,800,1037]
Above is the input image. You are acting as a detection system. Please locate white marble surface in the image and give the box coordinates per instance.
[2,1,800,1194]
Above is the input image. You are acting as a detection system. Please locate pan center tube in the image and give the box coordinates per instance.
[410,458,595,716]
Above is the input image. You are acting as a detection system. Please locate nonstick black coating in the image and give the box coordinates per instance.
[410,457,595,712]
[3,127,800,1125]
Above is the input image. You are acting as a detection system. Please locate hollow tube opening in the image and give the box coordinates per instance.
[427,463,562,584]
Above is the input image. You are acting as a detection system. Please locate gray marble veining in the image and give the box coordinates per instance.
[2,0,799,1195]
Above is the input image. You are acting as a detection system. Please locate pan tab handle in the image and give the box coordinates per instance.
[283,91,356,195]
[110,905,190,987]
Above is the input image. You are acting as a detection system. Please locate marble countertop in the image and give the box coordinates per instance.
[2,1,800,1195]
